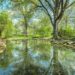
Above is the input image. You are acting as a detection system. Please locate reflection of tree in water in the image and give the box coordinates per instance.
[13,40,46,75]
[12,40,71,75]
[45,44,68,75]
[0,40,12,68]
[0,52,9,68]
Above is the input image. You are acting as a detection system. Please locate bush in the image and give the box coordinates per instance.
[59,25,75,39]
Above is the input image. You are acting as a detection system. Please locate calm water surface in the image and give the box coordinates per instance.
[0,39,75,75]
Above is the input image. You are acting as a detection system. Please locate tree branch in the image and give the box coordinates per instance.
[66,1,75,8]
[39,0,54,25]
[45,0,54,12]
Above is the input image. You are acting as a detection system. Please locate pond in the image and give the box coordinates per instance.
[0,39,75,75]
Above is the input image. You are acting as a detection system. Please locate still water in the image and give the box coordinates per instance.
[0,39,75,75]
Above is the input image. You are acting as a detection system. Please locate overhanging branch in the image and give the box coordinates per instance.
[45,0,54,12]
[39,0,54,25]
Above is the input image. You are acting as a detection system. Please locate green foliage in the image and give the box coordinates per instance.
[33,24,52,38]
[0,12,9,36]
[2,21,16,38]
[0,12,16,38]
[30,11,53,38]
[59,25,75,39]
[0,0,75,39]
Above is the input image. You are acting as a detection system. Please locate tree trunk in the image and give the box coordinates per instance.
[23,25,27,37]
[53,22,59,39]
[23,16,28,37]
[25,24,27,37]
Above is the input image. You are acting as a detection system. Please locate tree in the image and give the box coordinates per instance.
[10,0,36,36]
[30,11,52,37]
[2,20,16,38]
[0,12,9,37]
[31,0,75,39]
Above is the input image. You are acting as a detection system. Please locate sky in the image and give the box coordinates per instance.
[0,0,11,11]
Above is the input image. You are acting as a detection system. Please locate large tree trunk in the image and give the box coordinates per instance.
[53,22,59,39]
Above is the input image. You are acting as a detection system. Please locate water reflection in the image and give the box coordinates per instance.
[45,45,68,75]
[0,39,75,75]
